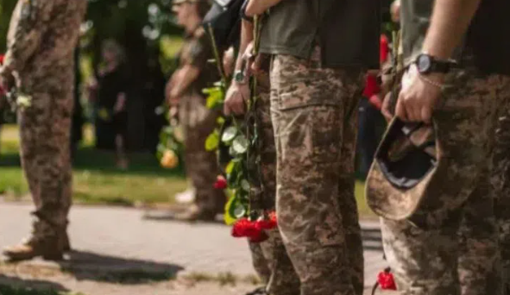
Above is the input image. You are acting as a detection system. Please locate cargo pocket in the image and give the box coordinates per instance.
[310,105,342,164]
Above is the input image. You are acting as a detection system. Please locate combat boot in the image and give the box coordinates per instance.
[174,204,217,222]
[3,235,63,261]
[246,287,267,295]
[3,221,64,261]
[61,230,71,252]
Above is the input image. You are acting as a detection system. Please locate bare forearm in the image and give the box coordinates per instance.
[246,0,283,16]
[234,20,254,72]
[171,65,200,97]
[423,0,482,60]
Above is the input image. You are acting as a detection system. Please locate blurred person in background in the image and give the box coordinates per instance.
[88,40,129,169]
[167,0,226,221]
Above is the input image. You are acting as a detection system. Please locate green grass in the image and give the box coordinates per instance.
[0,124,188,206]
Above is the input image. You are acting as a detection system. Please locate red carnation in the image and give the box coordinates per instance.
[363,74,381,98]
[0,55,4,65]
[214,175,228,189]
[377,269,397,290]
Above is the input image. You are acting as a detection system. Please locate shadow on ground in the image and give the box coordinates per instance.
[57,250,184,284]
[0,274,68,294]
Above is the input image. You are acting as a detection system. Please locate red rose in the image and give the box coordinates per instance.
[0,55,4,65]
[377,269,397,290]
[214,175,228,189]
[232,218,269,242]
[232,218,251,237]
[255,211,278,230]
[255,219,274,231]
[363,74,381,98]
[249,230,269,243]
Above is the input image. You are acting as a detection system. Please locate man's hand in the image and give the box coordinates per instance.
[381,92,394,122]
[224,82,250,116]
[246,0,283,16]
[395,65,443,123]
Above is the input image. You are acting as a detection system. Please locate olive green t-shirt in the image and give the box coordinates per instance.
[401,0,510,75]
[259,0,381,69]
[178,27,219,96]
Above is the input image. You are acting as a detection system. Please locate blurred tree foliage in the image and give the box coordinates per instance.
[0,0,185,151]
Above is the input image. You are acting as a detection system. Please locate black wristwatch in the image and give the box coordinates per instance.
[415,53,457,75]
[240,0,254,23]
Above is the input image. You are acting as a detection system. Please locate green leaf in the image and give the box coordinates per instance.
[205,86,225,110]
[224,195,239,225]
[205,132,220,151]
[241,179,250,192]
[234,204,247,219]
[226,161,236,174]
[232,134,249,154]
[229,145,237,157]
[222,126,238,143]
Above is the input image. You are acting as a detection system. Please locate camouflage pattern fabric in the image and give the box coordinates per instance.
[460,76,510,295]
[179,94,225,214]
[381,69,509,295]
[178,27,225,214]
[270,47,364,295]
[0,0,87,240]
[248,69,301,295]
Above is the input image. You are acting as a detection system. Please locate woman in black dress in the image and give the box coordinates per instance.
[89,40,129,169]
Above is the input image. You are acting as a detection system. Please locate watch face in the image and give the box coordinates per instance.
[417,54,432,74]
[234,71,245,83]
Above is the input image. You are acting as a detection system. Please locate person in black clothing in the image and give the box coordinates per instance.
[89,40,129,169]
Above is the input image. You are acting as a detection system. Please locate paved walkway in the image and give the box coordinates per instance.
[0,202,388,295]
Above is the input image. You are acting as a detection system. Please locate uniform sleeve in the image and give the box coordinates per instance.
[187,33,213,69]
[2,0,55,75]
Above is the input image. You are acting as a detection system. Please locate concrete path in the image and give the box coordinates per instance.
[0,202,388,295]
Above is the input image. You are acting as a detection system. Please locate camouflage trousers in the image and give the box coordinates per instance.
[179,94,225,213]
[270,48,364,295]
[381,70,510,295]
[470,76,510,295]
[18,73,74,239]
[248,71,301,295]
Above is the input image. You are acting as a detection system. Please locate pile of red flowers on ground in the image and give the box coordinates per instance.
[231,212,277,243]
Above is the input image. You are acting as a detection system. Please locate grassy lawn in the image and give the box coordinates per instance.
[0,124,374,217]
[0,124,188,206]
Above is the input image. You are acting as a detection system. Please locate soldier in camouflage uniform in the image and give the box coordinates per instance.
[378,0,510,294]
[167,0,225,221]
[224,17,301,295]
[0,0,87,260]
[459,86,510,295]
[244,1,380,294]
[492,97,510,295]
